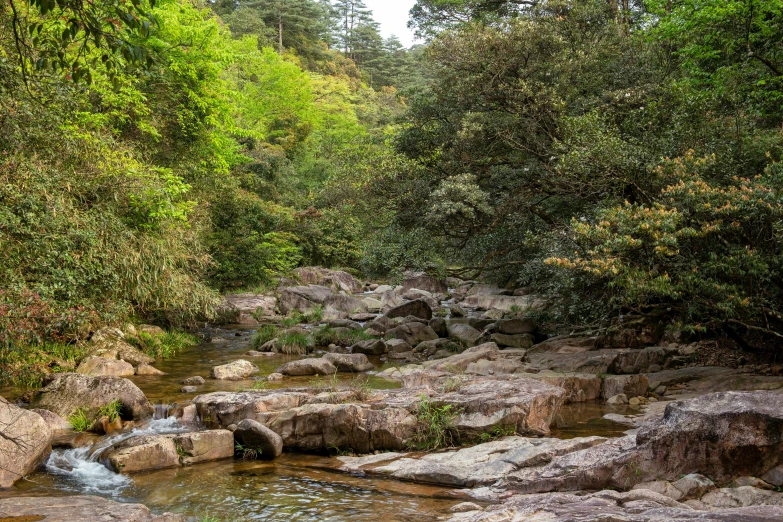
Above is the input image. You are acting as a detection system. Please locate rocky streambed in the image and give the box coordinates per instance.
[3,268,783,521]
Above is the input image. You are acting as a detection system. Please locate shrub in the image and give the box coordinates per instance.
[128,330,199,360]
[547,154,783,343]
[277,331,312,355]
[251,326,278,349]
[411,395,458,450]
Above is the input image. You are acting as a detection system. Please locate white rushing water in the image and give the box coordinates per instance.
[45,416,185,496]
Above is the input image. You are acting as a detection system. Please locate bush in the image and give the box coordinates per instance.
[251,326,278,349]
[128,330,199,360]
[548,154,783,342]
[277,331,313,355]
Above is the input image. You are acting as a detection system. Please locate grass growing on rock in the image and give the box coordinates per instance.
[68,408,91,432]
[129,330,199,359]
[313,326,376,347]
[277,331,312,355]
[251,325,278,349]
[279,306,324,328]
[411,395,459,450]
[98,399,123,422]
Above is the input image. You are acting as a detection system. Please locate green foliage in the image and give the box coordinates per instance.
[128,331,199,359]
[98,400,123,422]
[68,408,91,432]
[313,326,374,346]
[251,326,279,349]
[548,154,783,335]
[411,395,458,450]
[234,441,260,460]
[277,331,313,355]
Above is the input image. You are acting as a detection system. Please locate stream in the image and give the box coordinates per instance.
[4,325,632,521]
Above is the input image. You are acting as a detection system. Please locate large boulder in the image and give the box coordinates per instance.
[30,373,153,421]
[76,357,135,378]
[0,399,53,488]
[350,339,387,356]
[223,293,277,319]
[210,360,259,380]
[233,419,284,459]
[294,267,362,294]
[528,336,600,354]
[276,358,337,376]
[496,318,537,335]
[323,353,374,372]
[402,271,447,295]
[0,496,186,521]
[385,299,433,321]
[277,285,333,315]
[101,430,234,472]
[323,294,367,318]
[379,289,404,310]
[491,333,534,349]
[385,322,439,347]
[602,374,649,399]
[447,324,482,347]
[526,372,603,403]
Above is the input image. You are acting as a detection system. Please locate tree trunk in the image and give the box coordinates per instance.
[278,16,284,55]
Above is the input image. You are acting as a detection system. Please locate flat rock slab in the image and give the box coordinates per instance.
[499,390,783,494]
[447,490,783,522]
[340,436,606,488]
[0,495,185,521]
[193,375,565,453]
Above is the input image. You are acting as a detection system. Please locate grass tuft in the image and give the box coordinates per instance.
[251,325,277,349]
[411,395,459,450]
[68,408,91,432]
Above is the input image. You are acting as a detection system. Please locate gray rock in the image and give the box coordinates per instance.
[632,480,684,501]
[135,363,165,376]
[496,318,537,335]
[210,360,259,380]
[524,372,603,404]
[278,285,333,315]
[429,317,448,337]
[182,376,205,386]
[101,430,234,472]
[449,304,467,317]
[606,393,629,405]
[672,473,715,500]
[324,353,374,372]
[340,436,605,488]
[491,333,534,349]
[602,374,649,399]
[386,322,439,346]
[385,299,433,321]
[276,358,337,376]
[294,267,362,294]
[31,373,153,421]
[76,357,135,378]
[350,339,387,356]
[402,271,447,294]
[234,419,283,459]
[386,339,412,354]
[446,491,783,522]
[181,386,199,393]
[430,343,500,372]
[324,294,367,317]
[0,400,52,488]
[447,324,483,347]
[0,496,185,521]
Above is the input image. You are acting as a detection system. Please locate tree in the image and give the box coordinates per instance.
[242,0,327,55]
[4,0,158,85]
[331,0,374,58]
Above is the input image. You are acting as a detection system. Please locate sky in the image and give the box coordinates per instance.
[363,0,419,47]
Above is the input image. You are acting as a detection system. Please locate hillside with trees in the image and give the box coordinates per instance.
[2,0,783,385]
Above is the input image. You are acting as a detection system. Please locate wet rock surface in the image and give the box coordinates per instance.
[0,496,186,521]
[0,399,53,488]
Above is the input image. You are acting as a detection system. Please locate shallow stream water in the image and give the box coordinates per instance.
[6,325,632,521]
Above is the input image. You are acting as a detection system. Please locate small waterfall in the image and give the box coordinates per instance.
[153,403,173,420]
[45,417,185,495]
